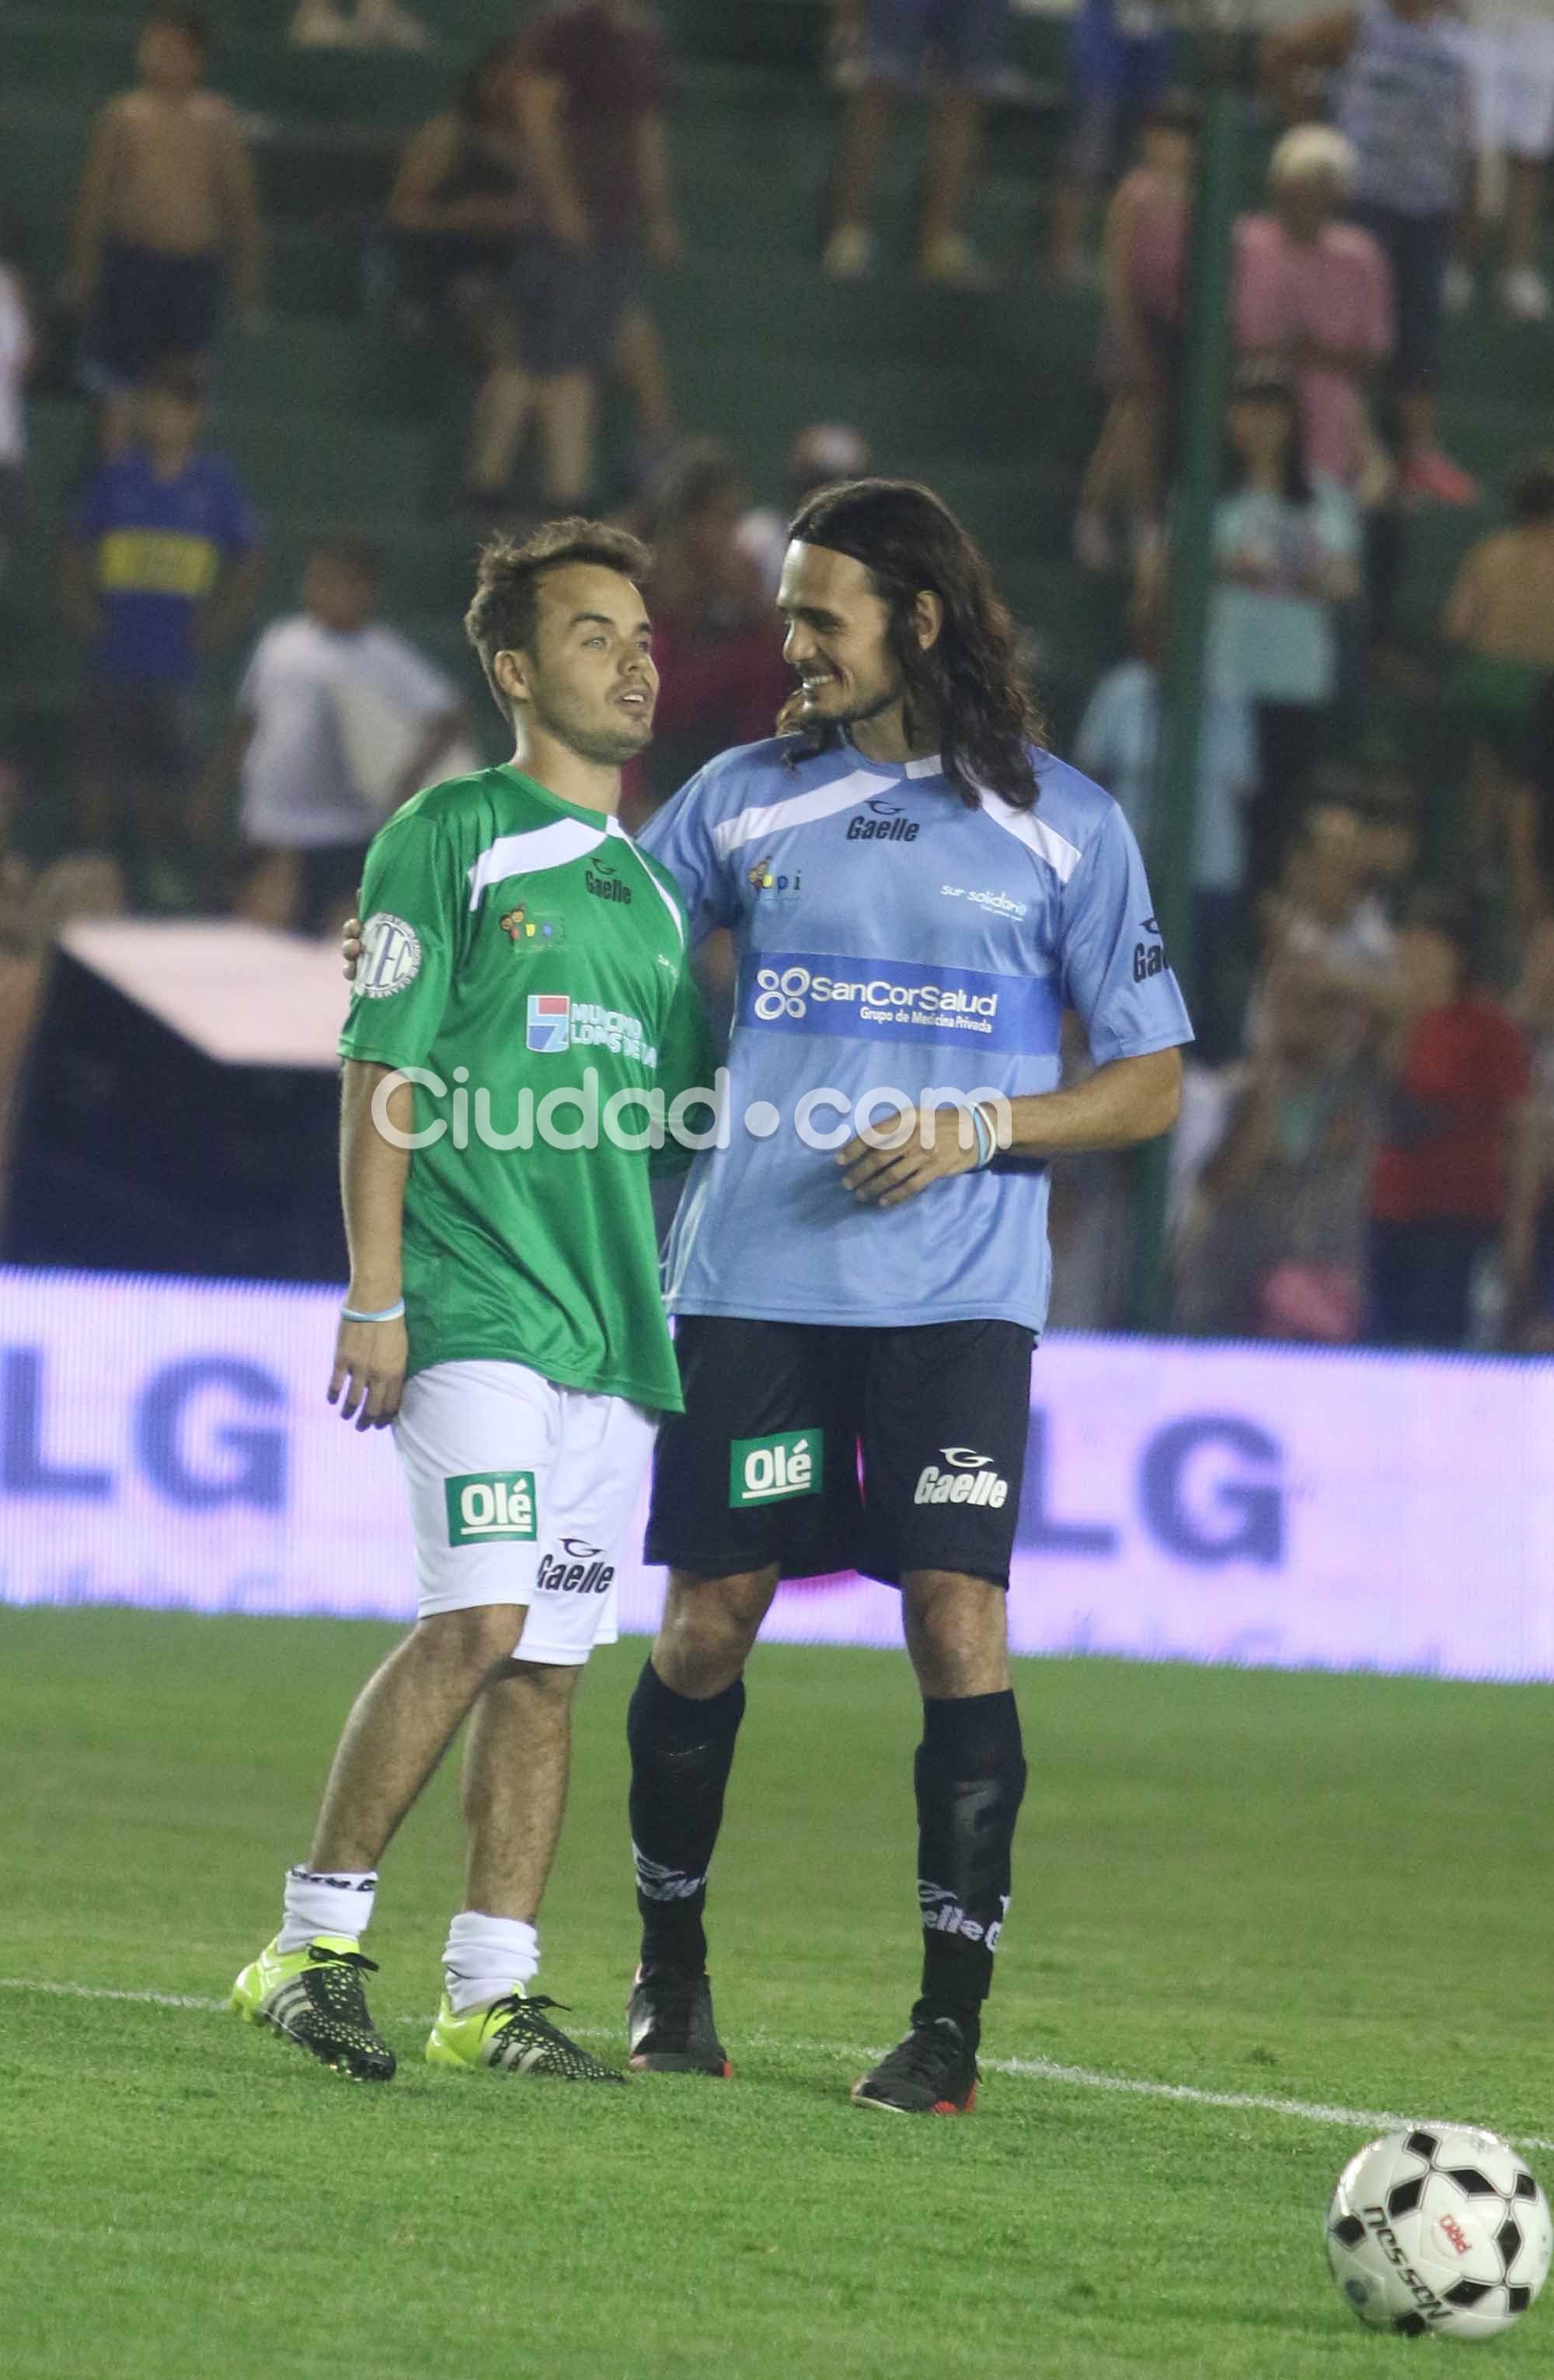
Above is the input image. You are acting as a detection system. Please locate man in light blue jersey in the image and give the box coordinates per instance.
[622,480,1192,2114]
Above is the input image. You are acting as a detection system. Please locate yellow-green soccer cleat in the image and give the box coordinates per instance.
[426,1988,627,2081]
[231,1935,396,2081]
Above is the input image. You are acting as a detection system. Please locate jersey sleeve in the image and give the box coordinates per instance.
[636,764,739,942]
[337,813,460,1071]
[1057,801,1193,1065]
[652,954,720,1178]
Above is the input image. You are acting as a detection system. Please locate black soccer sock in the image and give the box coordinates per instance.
[914,1689,1027,2052]
[627,1659,746,1976]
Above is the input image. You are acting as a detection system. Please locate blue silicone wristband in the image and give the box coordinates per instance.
[341,1299,406,1324]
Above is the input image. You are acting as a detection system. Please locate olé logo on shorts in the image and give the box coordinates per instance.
[445,1471,537,1545]
[729,1431,823,1507]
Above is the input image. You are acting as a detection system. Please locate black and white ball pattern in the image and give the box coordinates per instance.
[1326,2124,1552,2341]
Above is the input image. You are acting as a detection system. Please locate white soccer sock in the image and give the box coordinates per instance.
[277,1864,378,1953]
[442,1912,540,2013]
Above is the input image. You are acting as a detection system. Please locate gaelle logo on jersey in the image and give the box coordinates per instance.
[913,1445,1009,1508]
[847,797,919,844]
[357,912,423,998]
[1133,917,1168,982]
[585,852,632,905]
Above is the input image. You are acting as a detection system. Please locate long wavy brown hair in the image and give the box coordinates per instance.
[783,478,1046,810]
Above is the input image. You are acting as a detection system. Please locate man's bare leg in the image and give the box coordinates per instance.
[308,1604,529,1872]
[461,1657,580,1919]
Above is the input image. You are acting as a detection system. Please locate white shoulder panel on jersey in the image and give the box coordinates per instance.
[709,766,901,858]
[611,817,688,948]
[465,817,605,909]
[979,788,1083,886]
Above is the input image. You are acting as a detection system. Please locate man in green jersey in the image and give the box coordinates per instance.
[232,520,716,2084]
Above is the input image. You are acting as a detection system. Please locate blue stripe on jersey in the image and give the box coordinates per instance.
[740,948,1063,1056]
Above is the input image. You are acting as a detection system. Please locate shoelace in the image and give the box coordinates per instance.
[484,1992,570,2034]
[306,1944,380,1975]
[881,2022,963,2083]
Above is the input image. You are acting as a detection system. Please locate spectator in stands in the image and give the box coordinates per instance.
[1175,958,1377,1343]
[1264,1,1478,506]
[207,534,469,938]
[629,440,789,816]
[1211,367,1360,890]
[1448,8,1554,322]
[66,9,265,453]
[1074,573,1258,1063]
[822,0,1012,287]
[512,0,681,506]
[1246,799,1398,1063]
[388,43,536,514]
[291,0,428,48]
[0,757,126,1220]
[1049,0,1176,286]
[1442,452,1554,943]
[1503,915,1554,1346]
[59,364,261,906]
[1233,126,1394,499]
[736,422,873,597]
[0,211,34,591]
[1368,896,1530,1348]
[1073,93,1197,573]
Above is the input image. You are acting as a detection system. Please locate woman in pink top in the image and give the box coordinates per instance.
[1073,93,1197,572]
[1233,125,1394,495]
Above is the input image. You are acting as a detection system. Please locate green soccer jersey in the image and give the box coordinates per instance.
[338,763,716,1412]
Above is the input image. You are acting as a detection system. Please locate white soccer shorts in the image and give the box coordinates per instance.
[395,1359,657,1664]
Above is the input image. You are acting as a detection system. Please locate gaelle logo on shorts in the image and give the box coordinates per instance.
[535,1544,615,1594]
[444,1470,537,1546]
[729,1429,824,1508]
[913,1445,1009,1508]
[357,913,423,999]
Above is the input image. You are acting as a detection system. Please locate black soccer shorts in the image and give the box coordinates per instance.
[644,1316,1035,1590]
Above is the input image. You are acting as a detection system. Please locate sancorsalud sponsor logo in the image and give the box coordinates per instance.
[742,948,1059,1055]
[913,1445,1009,1508]
[444,1470,536,1545]
[729,1429,823,1508]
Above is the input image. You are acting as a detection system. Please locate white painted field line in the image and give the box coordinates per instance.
[3,1978,1550,2159]
[0,1977,228,2013]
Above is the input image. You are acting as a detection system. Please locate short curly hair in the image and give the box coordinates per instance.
[464,518,652,721]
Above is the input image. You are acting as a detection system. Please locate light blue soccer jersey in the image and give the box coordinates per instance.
[637,735,1193,1332]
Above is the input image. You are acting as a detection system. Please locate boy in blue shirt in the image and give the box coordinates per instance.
[61,361,260,900]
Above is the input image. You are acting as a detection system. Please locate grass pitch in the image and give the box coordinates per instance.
[2,1606,1551,2379]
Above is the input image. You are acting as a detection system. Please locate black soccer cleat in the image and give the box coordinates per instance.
[852,2013,978,2114]
[626,1965,733,2076]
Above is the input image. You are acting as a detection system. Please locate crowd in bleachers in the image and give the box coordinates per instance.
[2,0,1553,1354]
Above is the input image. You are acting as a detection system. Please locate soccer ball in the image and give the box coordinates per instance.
[1326,2124,1553,2340]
